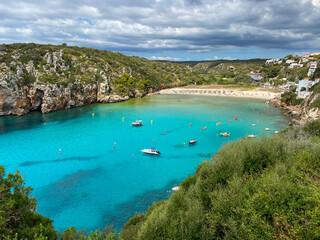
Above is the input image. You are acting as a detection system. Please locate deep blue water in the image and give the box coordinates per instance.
[0,94,288,231]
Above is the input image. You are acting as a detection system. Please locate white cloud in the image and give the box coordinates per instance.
[312,0,320,7]
[16,28,33,35]
[78,5,101,17]
[150,56,181,61]
[0,0,319,55]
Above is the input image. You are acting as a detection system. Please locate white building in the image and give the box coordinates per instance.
[266,58,282,64]
[289,63,303,69]
[296,78,320,98]
[307,61,317,76]
[286,59,295,64]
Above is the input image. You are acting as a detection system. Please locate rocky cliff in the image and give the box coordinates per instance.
[275,91,320,125]
[0,43,196,116]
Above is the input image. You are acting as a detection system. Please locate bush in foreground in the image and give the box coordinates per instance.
[122,121,320,240]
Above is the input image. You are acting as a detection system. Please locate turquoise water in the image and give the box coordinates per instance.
[0,94,288,231]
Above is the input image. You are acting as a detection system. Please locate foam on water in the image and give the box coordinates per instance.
[0,94,289,231]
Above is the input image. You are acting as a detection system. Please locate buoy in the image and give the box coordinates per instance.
[59,149,61,151]
[151,120,153,124]
[233,115,237,118]
[153,140,155,142]
[59,152,61,155]
[184,142,185,145]
[122,117,124,120]
[113,145,116,148]
[190,123,192,126]
[257,120,259,123]
[92,113,95,116]
[228,120,231,123]
[216,122,221,125]
[234,118,238,120]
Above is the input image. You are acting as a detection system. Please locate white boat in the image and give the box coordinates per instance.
[220,132,230,137]
[132,120,143,126]
[172,186,180,191]
[248,134,257,138]
[252,124,256,126]
[274,131,279,133]
[188,139,197,144]
[141,148,161,155]
[265,128,270,131]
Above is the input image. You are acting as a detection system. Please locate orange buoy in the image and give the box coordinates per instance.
[234,118,238,120]
[228,120,231,123]
[59,152,61,155]
[113,145,116,148]
[190,123,192,126]
[153,140,155,142]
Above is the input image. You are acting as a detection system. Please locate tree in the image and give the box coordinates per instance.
[195,78,204,85]
[0,166,57,239]
[267,66,281,78]
[234,75,252,83]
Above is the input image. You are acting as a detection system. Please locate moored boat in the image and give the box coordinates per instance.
[188,139,197,144]
[220,132,230,137]
[132,120,143,126]
[248,134,257,138]
[141,148,160,155]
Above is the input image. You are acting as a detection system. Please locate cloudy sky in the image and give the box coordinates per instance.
[0,0,320,60]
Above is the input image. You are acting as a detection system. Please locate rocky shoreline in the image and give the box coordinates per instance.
[271,93,320,126]
[0,81,152,116]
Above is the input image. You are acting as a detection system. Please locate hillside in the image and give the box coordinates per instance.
[191,59,267,77]
[0,43,197,116]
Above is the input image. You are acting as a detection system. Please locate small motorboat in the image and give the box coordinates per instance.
[252,124,256,126]
[274,131,279,134]
[141,148,160,155]
[172,186,180,191]
[132,120,143,126]
[189,139,197,144]
[248,134,257,138]
[220,132,230,137]
[265,128,270,131]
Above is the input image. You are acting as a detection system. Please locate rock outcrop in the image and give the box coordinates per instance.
[0,48,147,116]
[274,93,320,125]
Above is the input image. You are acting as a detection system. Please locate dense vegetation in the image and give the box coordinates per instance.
[122,121,320,240]
[0,166,57,240]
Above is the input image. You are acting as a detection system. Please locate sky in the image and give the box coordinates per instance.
[0,0,320,61]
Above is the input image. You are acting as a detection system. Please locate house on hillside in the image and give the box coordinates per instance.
[310,52,320,56]
[289,63,303,69]
[286,59,295,64]
[266,58,282,65]
[248,72,263,81]
[296,78,320,98]
[307,61,318,76]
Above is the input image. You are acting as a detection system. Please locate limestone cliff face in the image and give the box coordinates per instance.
[0,49,145,116]
[276,93,320,125]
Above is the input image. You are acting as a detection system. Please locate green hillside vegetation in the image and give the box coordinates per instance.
[0,43,199,93]
[191,59,267,77]
[122,121,320,240]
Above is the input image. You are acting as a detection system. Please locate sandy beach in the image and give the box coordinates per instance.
[159,88,282,100]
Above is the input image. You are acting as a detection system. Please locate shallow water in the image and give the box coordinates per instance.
[0,94,288,231]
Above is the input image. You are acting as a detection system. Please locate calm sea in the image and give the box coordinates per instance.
[0,94,289,231]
